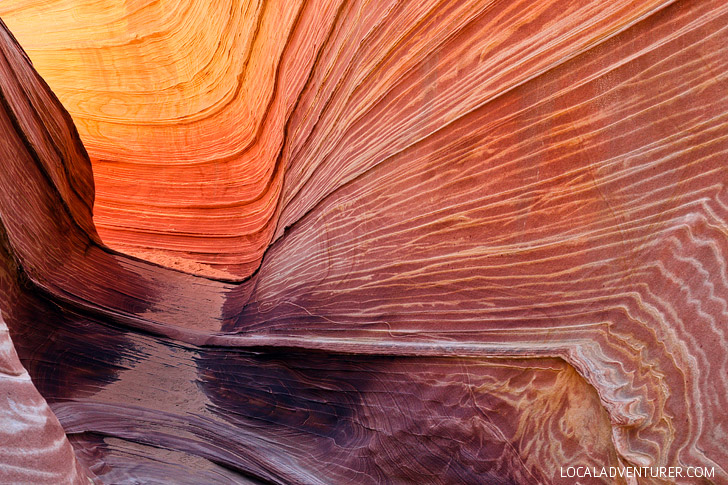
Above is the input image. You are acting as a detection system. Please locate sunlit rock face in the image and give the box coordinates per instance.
[0,0,727,483]
[1,0,327,280]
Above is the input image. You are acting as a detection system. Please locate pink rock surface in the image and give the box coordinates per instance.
[0,316,89,484]
[0,0,726,483]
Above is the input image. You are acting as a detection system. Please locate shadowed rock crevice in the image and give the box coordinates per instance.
[0,0,727,483]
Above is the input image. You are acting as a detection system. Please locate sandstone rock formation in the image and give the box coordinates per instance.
[0,0,727,483]
[0,316,89,484]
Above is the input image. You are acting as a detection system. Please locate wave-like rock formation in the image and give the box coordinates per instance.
[0,316,89,484]
[0,0,727,483]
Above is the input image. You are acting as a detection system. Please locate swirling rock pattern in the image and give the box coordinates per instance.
[0,316,89,484]
[0,0,726,483]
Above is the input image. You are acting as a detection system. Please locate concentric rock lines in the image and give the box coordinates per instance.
[0,316,88,484]
[0,0,726,483]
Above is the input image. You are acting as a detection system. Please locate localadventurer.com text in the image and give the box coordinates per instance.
[560,466,714,480]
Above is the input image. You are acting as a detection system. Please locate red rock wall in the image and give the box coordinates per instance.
[0,0,727,483]
[0,315,89,484]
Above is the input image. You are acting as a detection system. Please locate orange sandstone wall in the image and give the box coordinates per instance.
[0,0,727,483]
[2,0,341,279]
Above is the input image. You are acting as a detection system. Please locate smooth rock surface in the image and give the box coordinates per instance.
[0,315,90,484]
[0,0,727,483]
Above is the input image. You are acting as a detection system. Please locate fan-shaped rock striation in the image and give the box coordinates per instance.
[0,0,727,483]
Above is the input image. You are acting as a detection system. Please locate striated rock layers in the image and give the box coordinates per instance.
[0,315,89,484]
[0,0,727,483]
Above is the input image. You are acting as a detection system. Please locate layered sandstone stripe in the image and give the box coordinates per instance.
[0,0,726,484]
[0,316,90,484]
[0,0,691,281]
[1,0,343,279]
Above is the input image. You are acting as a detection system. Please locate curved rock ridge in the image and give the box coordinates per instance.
[0,0,701,281]
[0,315,90,484]
[0,0,343,279]
[0,0,726,483]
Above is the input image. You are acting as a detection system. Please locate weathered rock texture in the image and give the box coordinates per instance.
[0,0,727,483]
[0,315,89,484]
